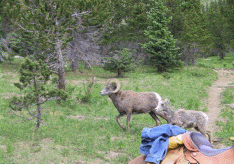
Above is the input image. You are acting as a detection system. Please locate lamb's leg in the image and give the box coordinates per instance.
[116,114,126,131]
[197,126,211,142]
[180,122,191,129]
[126,112,132,131]
[149,111,161,126]
[206,130,212,143]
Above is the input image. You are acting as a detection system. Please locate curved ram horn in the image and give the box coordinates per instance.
[107,78,121,93]
[106,79,111,85]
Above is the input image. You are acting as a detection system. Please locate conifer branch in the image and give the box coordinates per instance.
[18,0,34,11]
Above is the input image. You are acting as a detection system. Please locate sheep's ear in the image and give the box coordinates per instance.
[165,98,170,103]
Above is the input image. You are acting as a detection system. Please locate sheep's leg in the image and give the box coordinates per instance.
[126,112,132,131]
[116,114,126,131]
[149,111,161,126]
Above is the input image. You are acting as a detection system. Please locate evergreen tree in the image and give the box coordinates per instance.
[101,1,148,44]
[102,48,135,77]
[224,0,234,50]
[1,0,19,62]
[0,16,2,62]
[206,1,229,59]
[181,0,209,46]
[180,2,210,64]
[141,0,182,72]
[5,0,77,93]
[4,0,94,102]
[165,0,185,39]
[165,0,211,63]
[9,58,67,128]
[98,0,148,59]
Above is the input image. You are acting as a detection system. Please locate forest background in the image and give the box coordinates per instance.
[0,0,234,163]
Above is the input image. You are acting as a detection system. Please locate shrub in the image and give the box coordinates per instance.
[76,77,96,103]
[102,48,135,77]
[9,58,67,129]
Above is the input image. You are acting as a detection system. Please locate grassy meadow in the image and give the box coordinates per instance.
[217,82,234,145]
[197,53,234,145]
[0,53,233,163]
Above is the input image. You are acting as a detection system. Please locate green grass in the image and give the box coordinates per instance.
[0,57,224,163]
[221,88,234,104]
[196,53,234,69]
[216,84,234,145]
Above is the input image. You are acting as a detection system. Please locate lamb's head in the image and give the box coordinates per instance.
[100,78,121,96]
[159,98,171,112]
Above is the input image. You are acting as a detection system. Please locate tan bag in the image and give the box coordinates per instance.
[161,146,189,164]
[128,146,190,164]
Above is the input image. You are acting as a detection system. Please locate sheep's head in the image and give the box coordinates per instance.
[100,79,121,96]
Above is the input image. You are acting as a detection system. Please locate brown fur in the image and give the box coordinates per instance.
[101,79,165,131]
[109,91,163,131]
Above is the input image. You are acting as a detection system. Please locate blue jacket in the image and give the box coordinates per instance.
[139,124,187,164]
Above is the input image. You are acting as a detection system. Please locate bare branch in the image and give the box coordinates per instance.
[9,109,35,122]
[29,0,38,9]
[16,23,35,33]
[26,105,38,117]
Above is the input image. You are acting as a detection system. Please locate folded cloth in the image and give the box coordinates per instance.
[168,134,184,149]
[139,124,187,164]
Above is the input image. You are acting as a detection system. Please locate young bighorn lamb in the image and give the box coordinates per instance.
[100,79,166,131]
[158,98,211,141]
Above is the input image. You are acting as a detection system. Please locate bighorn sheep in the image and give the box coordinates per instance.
[157,98,211,141]
[100,79,165,131]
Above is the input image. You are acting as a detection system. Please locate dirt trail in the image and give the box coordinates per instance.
[206,69,234,148]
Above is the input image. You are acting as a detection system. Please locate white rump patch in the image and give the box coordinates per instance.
[154,92,162,111]
[202,112,209,122]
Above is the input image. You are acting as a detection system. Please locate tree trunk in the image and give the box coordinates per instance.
[36,100,41,129]
[220,52,224,59]
[218,45,225,60]
[56,41,66,104]
[117,69,122,77]
[84,60,92,69]
[34,76,41,129]
[192,44,196,65]
[71,56,79,71]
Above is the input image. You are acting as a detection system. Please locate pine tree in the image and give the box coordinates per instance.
[0,16,2,62]
[181,0,209,44]
[180,2,210,64]
[165,0,185,39]
[4,0,90,99]
[206,1,229,59]
[9,58,67,128]
[99,0,148,58]
[224,0,234,50]
[141,0,182,72]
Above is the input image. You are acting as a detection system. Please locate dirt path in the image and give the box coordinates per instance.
[206,69,234,148]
